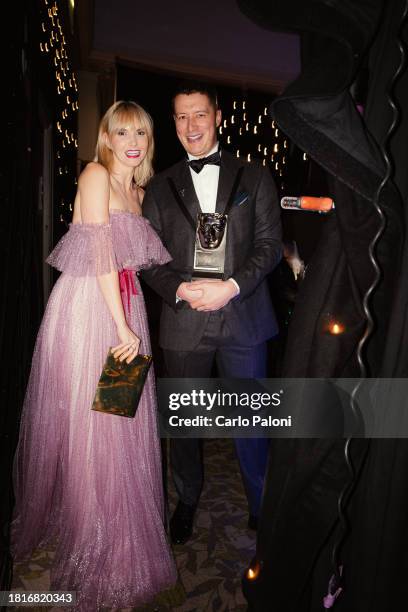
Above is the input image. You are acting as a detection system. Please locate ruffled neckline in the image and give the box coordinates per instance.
[71,209,147,227]
[109,208,142,217]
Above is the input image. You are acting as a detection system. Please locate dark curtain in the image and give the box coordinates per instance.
[238,1,408,610]
[1,0,45,590]
[1,0,77,592]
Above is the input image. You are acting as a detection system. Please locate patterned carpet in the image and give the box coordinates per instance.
[11,439,255,611]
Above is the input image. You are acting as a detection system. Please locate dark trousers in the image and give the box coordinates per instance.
[162,310,270,517]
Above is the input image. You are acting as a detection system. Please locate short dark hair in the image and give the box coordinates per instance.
[172,80,218,112]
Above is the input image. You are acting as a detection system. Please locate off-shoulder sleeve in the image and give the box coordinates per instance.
[111,215,172,270]
[46,223,119,276]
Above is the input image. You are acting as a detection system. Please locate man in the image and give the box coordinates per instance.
[142,81,282,545]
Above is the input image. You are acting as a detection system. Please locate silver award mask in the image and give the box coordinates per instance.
[193,212,228,279]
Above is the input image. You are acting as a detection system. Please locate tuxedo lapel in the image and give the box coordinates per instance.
[170,160,201,222]
[216,151,241,214]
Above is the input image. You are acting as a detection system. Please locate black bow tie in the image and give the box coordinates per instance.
[188,150,221,173]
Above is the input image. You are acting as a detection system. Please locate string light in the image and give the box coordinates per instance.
[39,0,78,224]
[217,96,292,192]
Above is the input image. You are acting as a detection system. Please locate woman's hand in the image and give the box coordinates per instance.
[111,322,141,363]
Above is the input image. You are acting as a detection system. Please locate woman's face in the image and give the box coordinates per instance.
[106,122,149,169]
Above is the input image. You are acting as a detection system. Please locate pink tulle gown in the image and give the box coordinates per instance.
[12,210,179,610]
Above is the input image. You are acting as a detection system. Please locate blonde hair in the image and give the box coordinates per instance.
[95,100,154,186]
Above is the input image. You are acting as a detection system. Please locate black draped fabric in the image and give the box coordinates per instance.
[238,1,408,610]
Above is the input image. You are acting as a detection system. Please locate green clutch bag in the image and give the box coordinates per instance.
[92,351,152,418]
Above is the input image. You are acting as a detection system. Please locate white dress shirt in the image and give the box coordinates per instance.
[187,143,220,213]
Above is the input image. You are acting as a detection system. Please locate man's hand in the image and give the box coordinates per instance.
[176,281,204,304]
[283,241,305,280]
[187,279,238,311]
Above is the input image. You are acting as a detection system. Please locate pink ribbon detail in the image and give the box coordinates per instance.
[119,269,137,312]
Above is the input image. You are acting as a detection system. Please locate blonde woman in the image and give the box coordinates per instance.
[12,101,181,610]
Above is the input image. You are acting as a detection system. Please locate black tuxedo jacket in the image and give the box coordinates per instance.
[142,150,282,351]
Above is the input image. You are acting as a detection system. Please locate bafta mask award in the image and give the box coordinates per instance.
[193,212,228,279]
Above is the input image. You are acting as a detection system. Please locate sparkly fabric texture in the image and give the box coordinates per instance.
[46,210,171,276]
[12,210,177,610]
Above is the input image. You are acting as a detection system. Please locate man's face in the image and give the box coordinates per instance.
[173,92,222,157]
[198,213,227,249]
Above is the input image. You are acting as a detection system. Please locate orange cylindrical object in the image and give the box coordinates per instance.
[300,196,334,211]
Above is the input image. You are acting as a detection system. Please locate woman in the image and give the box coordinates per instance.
[12,101,182,610]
